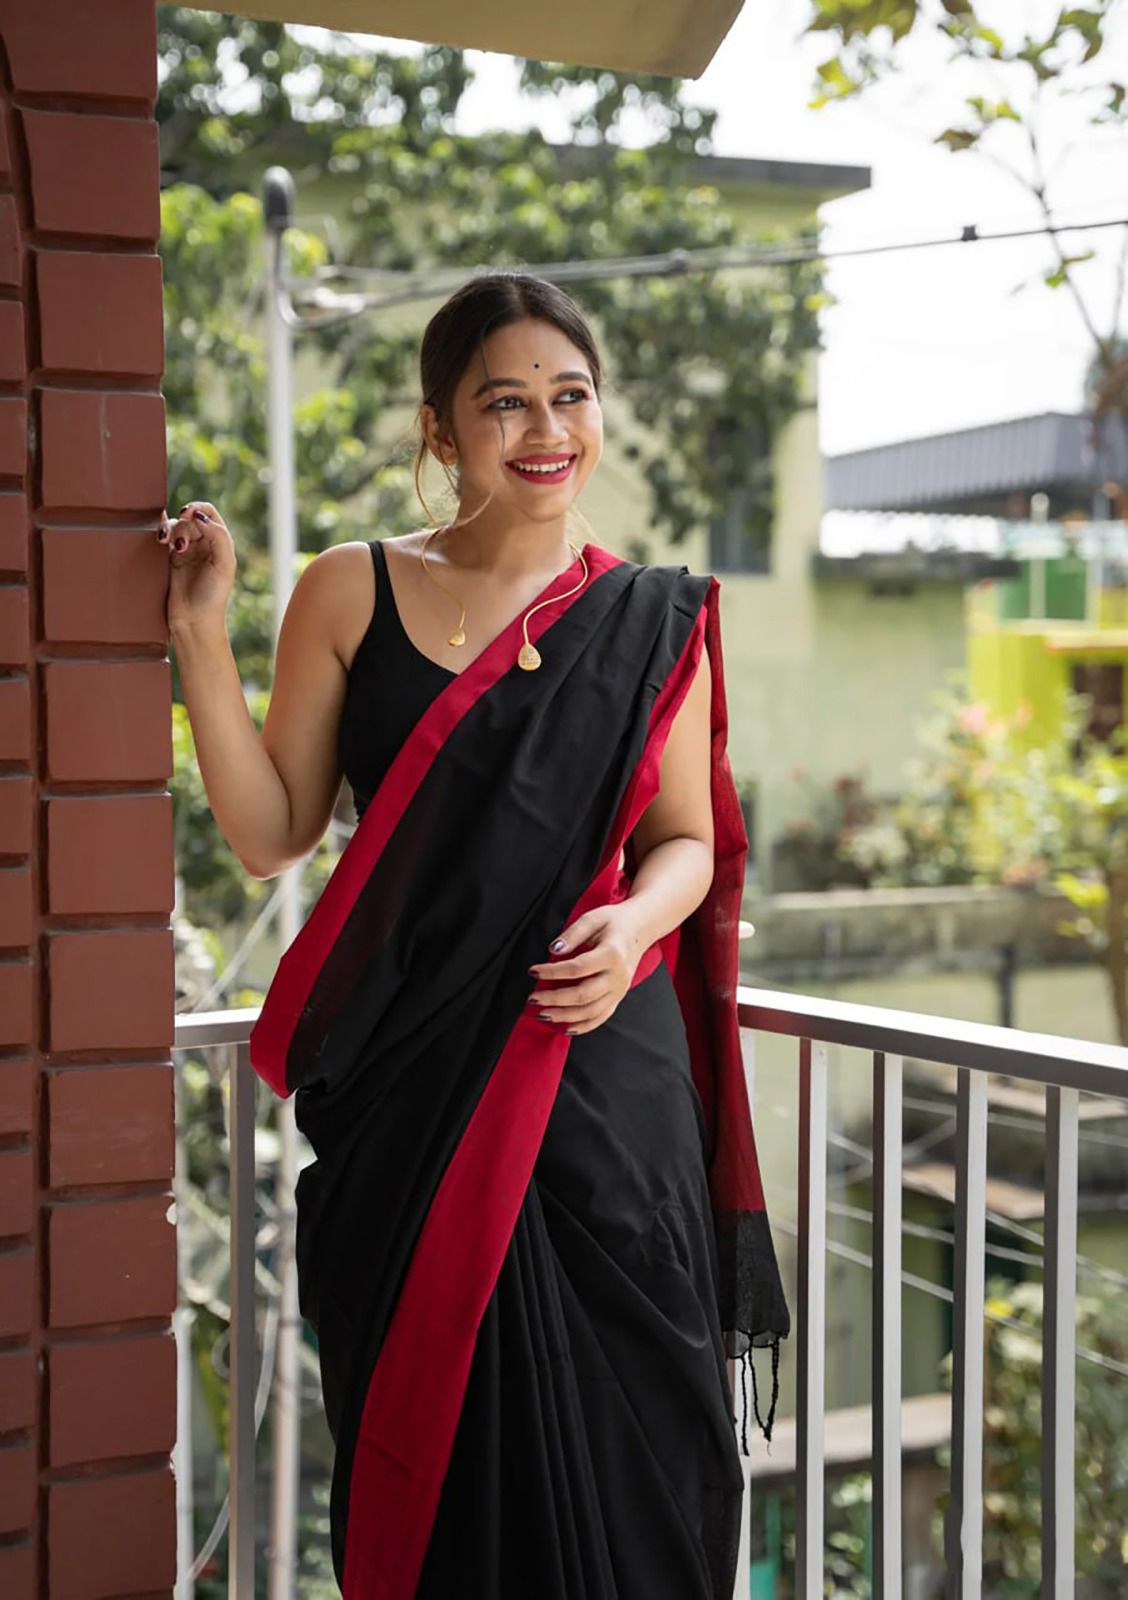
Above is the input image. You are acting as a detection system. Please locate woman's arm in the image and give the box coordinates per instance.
[621,640,715,947]
[166,502,360,880]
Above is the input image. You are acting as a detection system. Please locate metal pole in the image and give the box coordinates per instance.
[263,164,302,1600]
[229,1042,259,1599]
[173,1055,196,1600]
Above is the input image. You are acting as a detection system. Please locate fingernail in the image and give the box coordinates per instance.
[173,536,187,552]
[192,509,210,522]
[550,939,566,953]
[156,526,169,543]
[538,1011,553,1024]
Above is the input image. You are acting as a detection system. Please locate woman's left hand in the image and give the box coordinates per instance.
[527,902,650,1036]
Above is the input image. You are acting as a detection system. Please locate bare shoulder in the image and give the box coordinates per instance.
[290,540,378,671]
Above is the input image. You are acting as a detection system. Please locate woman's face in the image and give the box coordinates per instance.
[427,317,603,523]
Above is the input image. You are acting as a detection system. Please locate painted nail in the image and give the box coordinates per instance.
[156,526,169,543]
[173,536,187,553]
[550,938,566,953]
[538,1011,553,1024]
[192,509,210,522]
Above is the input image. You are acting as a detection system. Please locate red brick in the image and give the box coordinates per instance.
[0,0,157,100]
[47,1065,173,1188]
[0,1058,32,1137]
[0,584,29,663]
[0,676,29,761]
[0,865,32,946]
[0,494,28,573]
[39,388,166,514]
[40,387,166,514]
[0,1441,35,1534]
[0,196,20,290]
[47,1194,176,1329]
[0,774,32,853]
[0,1537,33,1597]
[0,1246,34,1338]
[36,251,163,379]
[47,794,173,914]
[43,660,171,782]
[0,1147,33,1239]
[48,1332,174,1467]
[48,1466,174,1599]
[47,929,173,1053]
[0,960,32,1047]
[22,110,160,243]
[0,394,27,476]
[41,528,170,646]
[0,300,26,382]
[0,1345,35,1434]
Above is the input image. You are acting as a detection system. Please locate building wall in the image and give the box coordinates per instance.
[0,3,177,1594]
[633,404,970,882]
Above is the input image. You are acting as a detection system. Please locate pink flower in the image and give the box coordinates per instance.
[958,703,991,736]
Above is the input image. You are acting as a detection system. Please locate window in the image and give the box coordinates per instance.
[705,416,772,574]
[708,487,771,574]
[1070,661,1125,747]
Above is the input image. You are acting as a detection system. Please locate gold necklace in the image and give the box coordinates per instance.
[418,528,589,672]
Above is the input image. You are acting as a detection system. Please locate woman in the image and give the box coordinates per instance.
[165,271,789,1599]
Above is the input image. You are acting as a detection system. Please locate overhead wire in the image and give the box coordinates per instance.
[277,211,1128,334]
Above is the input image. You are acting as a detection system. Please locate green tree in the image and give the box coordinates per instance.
[157,10,826,943]
[840,679,1128,1042]
[802,0,1128,422]
[940,1277,1128,1590]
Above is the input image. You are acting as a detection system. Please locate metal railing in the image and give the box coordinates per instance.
[739,987,1126,1600]
[173,991,1127,1598]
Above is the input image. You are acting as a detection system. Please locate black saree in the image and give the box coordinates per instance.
[249,541,790,1598]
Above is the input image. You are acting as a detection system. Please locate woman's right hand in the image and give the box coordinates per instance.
[159,499,237,636]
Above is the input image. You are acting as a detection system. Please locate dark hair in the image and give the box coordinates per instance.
[413,271,603,524]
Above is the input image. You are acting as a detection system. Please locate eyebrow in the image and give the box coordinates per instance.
[470,371,591,399]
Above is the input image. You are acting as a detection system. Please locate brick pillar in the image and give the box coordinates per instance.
[0,4,179,1595]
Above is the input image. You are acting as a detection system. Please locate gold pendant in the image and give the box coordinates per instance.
[448,628,466,647]
[517,642,542,671]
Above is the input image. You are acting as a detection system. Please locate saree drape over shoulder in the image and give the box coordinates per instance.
[250,543,790,1599]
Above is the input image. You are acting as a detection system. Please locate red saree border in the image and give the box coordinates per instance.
[249,541,621,1097]
[341,587,713,1600]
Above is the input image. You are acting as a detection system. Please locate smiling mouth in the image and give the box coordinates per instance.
[505,455,577,485]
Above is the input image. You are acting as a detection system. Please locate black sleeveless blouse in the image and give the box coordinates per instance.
[337,540,456,822]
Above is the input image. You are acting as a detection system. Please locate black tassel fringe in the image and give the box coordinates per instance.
[735,1337,781,1457]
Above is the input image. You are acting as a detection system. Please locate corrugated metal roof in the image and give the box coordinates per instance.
[825,412,1128,513]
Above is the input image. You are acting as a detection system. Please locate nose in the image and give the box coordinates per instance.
[521,397,569,444]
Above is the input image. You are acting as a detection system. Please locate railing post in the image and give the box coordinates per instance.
[946,1068,987,1598]
[872,1051,903,1598]
[1041,1085,1078,1600]
[229,1041,258,1598]
[173,1057,196,1600]
[796,1036,828,1598]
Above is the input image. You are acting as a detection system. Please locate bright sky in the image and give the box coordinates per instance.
[295,0,1128,456]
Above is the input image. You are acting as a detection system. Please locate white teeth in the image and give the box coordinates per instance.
[511,459,572,475]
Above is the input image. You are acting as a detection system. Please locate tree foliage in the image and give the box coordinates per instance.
[837,677,1128,1041]
[802,0,1128,418]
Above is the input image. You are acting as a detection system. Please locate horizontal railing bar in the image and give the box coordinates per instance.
[173,997,1127,1098]
[174,1007,260,1051]
[739,986,1127,1097]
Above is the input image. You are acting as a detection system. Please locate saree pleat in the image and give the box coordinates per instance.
[418,960,743,1600]
[249,545,789,1597]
